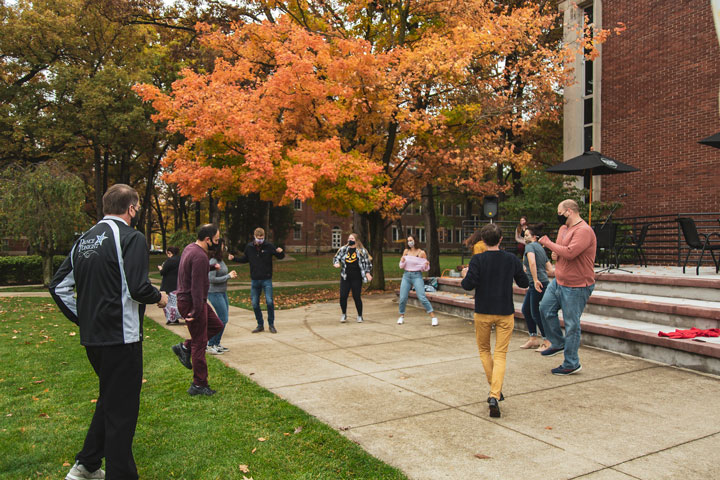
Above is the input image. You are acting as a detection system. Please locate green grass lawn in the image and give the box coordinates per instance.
[0,297,407,480]
[150,253,465,284]
[227,282,400,310]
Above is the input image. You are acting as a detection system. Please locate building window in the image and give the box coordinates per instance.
[416,227,426,243]
[392,225,400,242]
[406,227,413,238]
[293,223,302,240]
[294,199,302,210]
[455,204,463,217]
[456,228,462,244]
[331,227,342,249]
[582,3,594,152]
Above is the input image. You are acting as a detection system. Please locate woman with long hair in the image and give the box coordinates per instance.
[520,223,555,351]
[207,238,237,354]
[397,235,438,326]
[515,216,529,257]
[464,230,488,255]
[333,233,373,323]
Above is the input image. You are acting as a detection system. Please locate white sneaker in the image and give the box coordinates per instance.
[66,461,105,480]
[206,345,224,355]
[431,317,439,327]
[357,316,363,323]
[217,345,229,352]
[340,314,347,323]
[397,316,404,325]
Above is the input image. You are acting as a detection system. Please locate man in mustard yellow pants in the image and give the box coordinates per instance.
[462,223,529,417]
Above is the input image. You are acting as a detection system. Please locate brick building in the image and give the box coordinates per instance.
[284,200,475,253]
[562,0,720,216]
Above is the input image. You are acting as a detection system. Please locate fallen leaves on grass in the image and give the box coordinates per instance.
[257,437,266,442]
[251,447,257,454]
[294,426,303,434]
[238,464,250,473]
[38,413,50,418]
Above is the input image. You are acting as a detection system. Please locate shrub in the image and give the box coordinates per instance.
[167,230,196,253]
[0,255,66,286]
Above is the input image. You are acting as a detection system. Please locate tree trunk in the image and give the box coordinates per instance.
[422,184,441,277]
[364,210,385,290]
[42,253,54,287]
[154,190,166,252]
[208,190,220,225]
[93,144,103,221]
[264,201,271,235]
[195,201,201,227]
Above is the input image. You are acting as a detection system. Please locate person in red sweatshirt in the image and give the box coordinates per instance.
[171,224,225,396]
[538,199,597,376]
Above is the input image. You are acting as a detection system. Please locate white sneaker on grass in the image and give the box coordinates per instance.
[431,317,439,327]
[65,461,105,480]
[340,314,347,323]
[357,316,363,323]
[397,316,404,325]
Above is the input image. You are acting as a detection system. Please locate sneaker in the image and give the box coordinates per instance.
[540,346,564,357]
[171,343,192,369]
[551,364,582,376]
[488,397,501,418]
[206,345,224,355]
[340,314,347,323]
[252,326,264,333]
[188,383,217,396]
[431,317,439,327]
[487,392,505,403]
[269,326,277,334]
[217,345,229,352]
[397,316,404,325]
[65,461,105,480]
[357,316,363,323]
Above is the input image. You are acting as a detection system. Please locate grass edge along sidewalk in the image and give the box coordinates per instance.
[0,297,407,480]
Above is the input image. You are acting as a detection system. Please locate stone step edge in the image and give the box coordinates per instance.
[432,278,720,321]
[404,291,720,360]
[439,274,720,290]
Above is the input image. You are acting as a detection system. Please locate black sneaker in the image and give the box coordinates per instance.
[187,383,216,396]
[551,364,582,376]
[269,326,277,334]
[488,397,501,418]
[487,392,504,403]
[252,326,264,333]
[540,346,564,357]
[172,343,192,369]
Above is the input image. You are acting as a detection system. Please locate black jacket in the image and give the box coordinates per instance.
[49,217,161,346]
[235,241,285,280]
[461,250,529,315]
[159,255,180,292]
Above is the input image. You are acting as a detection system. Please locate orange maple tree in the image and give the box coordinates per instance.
[135,0,619,287]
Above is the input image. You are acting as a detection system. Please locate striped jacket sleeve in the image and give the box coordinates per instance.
[49,246,79,325]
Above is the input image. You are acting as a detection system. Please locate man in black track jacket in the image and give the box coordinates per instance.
[50,184,167,480]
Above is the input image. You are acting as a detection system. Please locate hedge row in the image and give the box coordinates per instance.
[0,255,66,286]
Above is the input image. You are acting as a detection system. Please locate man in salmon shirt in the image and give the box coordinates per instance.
[538,199,597,375]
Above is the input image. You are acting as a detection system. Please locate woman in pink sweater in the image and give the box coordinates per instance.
[397,235,438,326]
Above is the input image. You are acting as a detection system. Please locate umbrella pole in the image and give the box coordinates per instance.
[589,179,592,226]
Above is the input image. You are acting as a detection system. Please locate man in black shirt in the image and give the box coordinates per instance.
[233,227,284,333]
[461,223,528,418]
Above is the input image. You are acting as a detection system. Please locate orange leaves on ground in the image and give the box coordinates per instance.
[238,464,250,473]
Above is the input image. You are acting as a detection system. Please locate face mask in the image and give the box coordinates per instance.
[348,240,356,246]
[557,213,568,226]
[407,241,415,248]
[130,206,140,229]
[254,237,264,245]
[208,239,219,251]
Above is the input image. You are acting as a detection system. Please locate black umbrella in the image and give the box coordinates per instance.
[546,151,639,224]
[699,132,720,148]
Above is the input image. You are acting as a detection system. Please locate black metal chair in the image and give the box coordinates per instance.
[617,223,651,267]
[676,217,720,275]
[593,222,621,271]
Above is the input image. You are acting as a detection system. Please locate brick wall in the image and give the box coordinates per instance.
[600,0,720,216]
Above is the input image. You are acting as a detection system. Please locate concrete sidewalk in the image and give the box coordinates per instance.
[144,295,720,480]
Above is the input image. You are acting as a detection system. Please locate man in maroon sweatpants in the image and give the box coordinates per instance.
[172,224,225,396]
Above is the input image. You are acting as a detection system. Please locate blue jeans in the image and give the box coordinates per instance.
[521,281,548,337]
[207,292,229,346]
[539,280,595,369]
[398,271,433,314]
[251,279,274,327]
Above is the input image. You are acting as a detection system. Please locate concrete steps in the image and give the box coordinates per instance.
[401,274,720,375]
